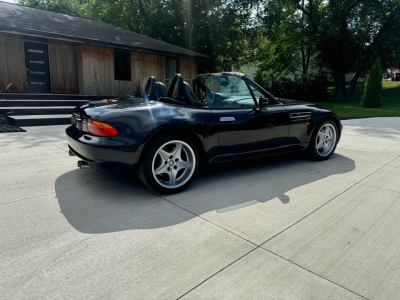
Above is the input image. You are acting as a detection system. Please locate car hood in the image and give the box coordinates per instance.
[278,98,327,110]
[278,98,312,105]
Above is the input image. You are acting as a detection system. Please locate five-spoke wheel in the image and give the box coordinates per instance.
[315,123,337,157]
[138,134,199,194]
[308,119,338,160]
[152,141,196,189]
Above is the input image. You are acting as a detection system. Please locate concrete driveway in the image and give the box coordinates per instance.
[1,117,399,300]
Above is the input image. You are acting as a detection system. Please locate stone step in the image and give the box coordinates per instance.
[7,114,72,127]
[0,99,88,107]
[2,93,109,100]
[0,107,75,115]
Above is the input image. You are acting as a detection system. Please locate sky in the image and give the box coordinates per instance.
[1,0,16,3]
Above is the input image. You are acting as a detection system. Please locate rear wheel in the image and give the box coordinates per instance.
[308,119,338,161]
[138,134,199,194]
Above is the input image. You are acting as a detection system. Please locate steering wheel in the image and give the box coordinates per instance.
[211,93,230,107]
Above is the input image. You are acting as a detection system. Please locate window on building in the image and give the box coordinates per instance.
[166,58,179,79]
[114,49,131,81]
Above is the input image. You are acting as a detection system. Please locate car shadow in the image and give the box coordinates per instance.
[55,152,355,234]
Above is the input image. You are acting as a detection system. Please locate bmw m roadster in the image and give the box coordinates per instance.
[67,72,342,194]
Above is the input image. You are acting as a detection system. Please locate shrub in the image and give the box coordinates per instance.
[261,72,331,102]
[134,86,142,98]
[361,58,382,108]
[253,69,265,87]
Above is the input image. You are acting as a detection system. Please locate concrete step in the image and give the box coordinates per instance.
[0,99,88,107]
[0,107,75,115]
[2,93,109,100]
[7,114,72,126]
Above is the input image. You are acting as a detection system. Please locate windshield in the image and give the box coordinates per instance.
[194,74,257,108]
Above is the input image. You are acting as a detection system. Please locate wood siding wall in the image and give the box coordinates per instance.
[0,38,198,96]
[77,45,198,97]
[48,44,79,93]
[180,59,198,81]
[0,37,27,92]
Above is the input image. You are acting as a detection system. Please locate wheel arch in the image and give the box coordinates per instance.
[312,113,342,140]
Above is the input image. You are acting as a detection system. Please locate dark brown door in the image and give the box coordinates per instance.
[24,42,51,93]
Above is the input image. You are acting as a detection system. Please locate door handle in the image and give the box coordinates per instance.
[220,117,235,122]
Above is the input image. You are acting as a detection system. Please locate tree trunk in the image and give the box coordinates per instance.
[333,68,347,101]
[346,68,362,101]
[301,41,306,74]
[300,43,311,74]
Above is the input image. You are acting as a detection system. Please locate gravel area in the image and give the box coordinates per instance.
[0,114,25,132]
[0,124,26,132]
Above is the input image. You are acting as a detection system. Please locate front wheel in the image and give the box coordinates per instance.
[308,119,339,161]
[138,134,199,194]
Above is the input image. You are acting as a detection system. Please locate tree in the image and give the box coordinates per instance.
[248,0,400,101]
[316,0,400,101]
[361,58,382,108]
[19,0,255,72]
[255,0,320,76]
[19,0,80,15]
[181,0,255,71]
[253,69,265,87]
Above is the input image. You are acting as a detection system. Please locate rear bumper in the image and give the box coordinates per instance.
[66,125,144,165]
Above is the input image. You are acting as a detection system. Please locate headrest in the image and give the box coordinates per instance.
[155,82,167,99]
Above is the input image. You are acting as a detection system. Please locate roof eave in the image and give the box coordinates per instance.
[0,25,210,60]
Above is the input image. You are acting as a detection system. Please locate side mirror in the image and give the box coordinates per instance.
[259,97,268,109]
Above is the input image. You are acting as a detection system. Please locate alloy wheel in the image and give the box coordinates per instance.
[151,140,196,189]
[315,123,337,157]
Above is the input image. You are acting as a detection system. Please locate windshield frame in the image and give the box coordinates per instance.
[193,73,281,108]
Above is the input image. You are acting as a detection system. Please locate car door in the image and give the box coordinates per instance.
[207,74,290,156]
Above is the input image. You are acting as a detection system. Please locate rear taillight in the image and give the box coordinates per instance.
[87,119,118,137]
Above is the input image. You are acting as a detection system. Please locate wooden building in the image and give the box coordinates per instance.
[0,2,208,97]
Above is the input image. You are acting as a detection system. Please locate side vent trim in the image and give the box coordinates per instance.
[290,112,312,120]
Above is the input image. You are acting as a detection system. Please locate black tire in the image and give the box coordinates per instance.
[138,133,199,194]
[308,119,339,161]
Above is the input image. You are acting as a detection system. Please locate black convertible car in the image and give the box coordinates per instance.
[67,72,341,194]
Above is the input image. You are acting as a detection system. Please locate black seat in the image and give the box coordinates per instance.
[154,82,167,99]
[192,76,214,103]
[177,81,202,107]
[142,76,167,101]
[166,74,202,107]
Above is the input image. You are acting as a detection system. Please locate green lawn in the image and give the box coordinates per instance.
[317,81,400,118]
